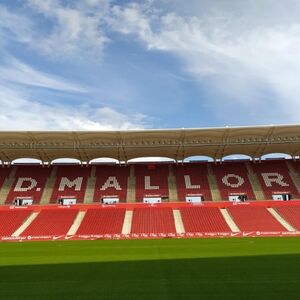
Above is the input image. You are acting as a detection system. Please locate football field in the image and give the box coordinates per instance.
[0,237,299,299]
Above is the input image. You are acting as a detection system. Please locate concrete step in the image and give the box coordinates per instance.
[173,209,185,234]
[267,208,296,232]
[168,164,178,202]
[220,208,240,232]
[0,177,15,205]
[121,210,133,234]
[67,211,86,235]
[40,177,56,204]
[207,174,222,201]
[12,211,39,237]
[126,177,136,203]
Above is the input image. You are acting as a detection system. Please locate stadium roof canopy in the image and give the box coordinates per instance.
[0,124,300,163]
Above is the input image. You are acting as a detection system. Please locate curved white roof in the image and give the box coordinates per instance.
[0,124,299,162]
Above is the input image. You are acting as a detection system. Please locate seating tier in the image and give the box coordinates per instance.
[180,206,231,232]
[251,160,299,199]
[76,208,125,235]
[21,209,78,236]
[0,210,32,236]
[227,206,285,231]
[174,164,212,201]
[212,162,255,200]
[0,168,11,189]
[93,166,130,203]
[275,205,300,230]
[50,166,91,203]
[135,165,169,201]
[131,207,176,233]
[6,166,51,204]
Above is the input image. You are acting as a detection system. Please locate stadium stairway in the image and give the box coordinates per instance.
[220,208,240,232]
[121,210,133,234]
[168,165,178,202]
[173,209,185,234]
[40,166,57,204]
[67,211,86,235]
[12,211,39,237]
[0,167,12,196]
[245,162,265,200]
[227,206,286,231]
[207,164,222,201]
[274,205,300,231]
[21,209,78,236]
[0,209,32,236]
[83,166,96,204]
[0,166,17,205]
[252,160,299,199]
[126,165,136,202]
[267,208,295,231]
[286,161,300,195]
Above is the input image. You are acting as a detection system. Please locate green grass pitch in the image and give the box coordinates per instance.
[0,237,300,299]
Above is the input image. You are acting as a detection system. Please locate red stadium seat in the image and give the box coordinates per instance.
[131,207,176,234]
[50,165,92,203]
[275,205,300,230]
[212,162,255,200]
[0,167,12,189]
[0,209,32,236]
[180,206,231,233]
[6,165,52,204]
[76,208,125,235]
[21,209,78,236]
[93,166,130,203]
[174,163,212,201]
[227,206,286,231]
[251,160,299,199]
[135,165,169,202]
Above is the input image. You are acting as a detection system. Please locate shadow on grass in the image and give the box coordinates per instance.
[0,254,299,300]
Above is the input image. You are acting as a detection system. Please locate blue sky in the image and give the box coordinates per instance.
[0,0,300,130]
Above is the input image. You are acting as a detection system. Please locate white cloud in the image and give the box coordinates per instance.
[0,2,151,131]
[0,85,148,131]
[0,5,33,44]
[0,58,87,92]
[107,1,300,122]
[2,1,300,124]
[26,0,110,58]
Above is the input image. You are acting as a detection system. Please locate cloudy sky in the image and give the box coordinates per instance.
[0,0,299,131]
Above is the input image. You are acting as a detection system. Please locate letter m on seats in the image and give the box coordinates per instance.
[59,177,83,191]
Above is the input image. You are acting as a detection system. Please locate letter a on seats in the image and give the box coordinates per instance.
[100,176,122,190]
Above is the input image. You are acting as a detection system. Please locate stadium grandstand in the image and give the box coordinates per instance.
[2,1,300,299]
[1,124,300,241]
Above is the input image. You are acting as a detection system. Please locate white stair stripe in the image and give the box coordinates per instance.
[267,208,296,232]
[121,210,133,234]
[67,211,86,235]
[220,208,240,232]
[12,212,39,237]
[173,209,185,234]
